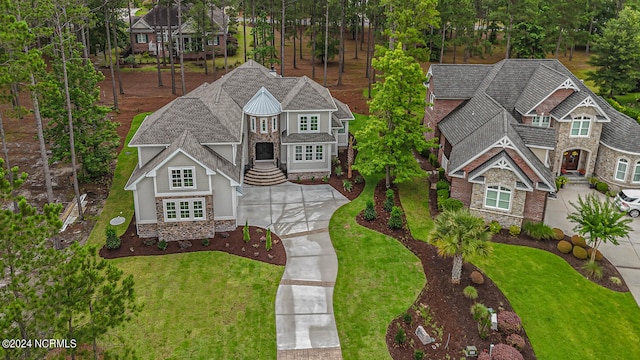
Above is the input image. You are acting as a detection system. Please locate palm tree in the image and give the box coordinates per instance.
[429,208,492,284]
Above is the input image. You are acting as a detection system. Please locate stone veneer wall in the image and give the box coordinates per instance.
[155,194,215,241]
[287,171,330,181]
[469,168,526,227]
[214,219,237,232]
[594,144,640,192]
[248,114,281,164]
[552,107,603,176]
[137,223,158,238]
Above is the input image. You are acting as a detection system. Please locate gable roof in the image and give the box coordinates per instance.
[511,124,556,149]
[125,131,241,190]
[428,64,493,99]
[468,150,534,191]
[514,64,576,115]
[280,76,337,110]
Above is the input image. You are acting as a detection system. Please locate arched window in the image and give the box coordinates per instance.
[485,185,511,211]
[615,159,629,181]
[633,161,640,183]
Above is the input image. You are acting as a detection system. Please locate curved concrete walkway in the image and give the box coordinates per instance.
[238,182,349,359]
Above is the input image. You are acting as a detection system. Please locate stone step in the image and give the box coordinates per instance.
[244,167,287,186]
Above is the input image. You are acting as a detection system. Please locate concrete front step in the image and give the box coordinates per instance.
[244,166,287,186]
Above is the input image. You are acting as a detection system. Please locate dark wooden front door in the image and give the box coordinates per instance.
[256,142,274,160]
[562,150,580,170]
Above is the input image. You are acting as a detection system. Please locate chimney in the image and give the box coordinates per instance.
[269,66,277,77]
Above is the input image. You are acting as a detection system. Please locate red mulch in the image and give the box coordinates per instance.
[99,218,286,266]
[296,146,364,201]
[357,180,536,360]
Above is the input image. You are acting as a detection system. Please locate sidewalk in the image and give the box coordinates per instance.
[544,184,640,305]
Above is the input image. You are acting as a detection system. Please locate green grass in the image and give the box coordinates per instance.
[108,252,282,359]
[615,92,640,109]
[331,114,425,358]
[473,243,640,360]
[398,176,433,241]
[90,113,283,358]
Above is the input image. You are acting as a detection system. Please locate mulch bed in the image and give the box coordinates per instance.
[296,144,364,201]
[99,218,286,266]
[357,180,536,359]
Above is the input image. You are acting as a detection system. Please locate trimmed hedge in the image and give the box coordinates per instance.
[557,240,573,254]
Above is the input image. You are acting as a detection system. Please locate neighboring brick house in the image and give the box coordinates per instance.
[125,61,354,241]
[425,59,640,227]
[128,4,231,57]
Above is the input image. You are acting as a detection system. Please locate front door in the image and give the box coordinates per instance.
[562,150,580,171]
[256,142,274,161]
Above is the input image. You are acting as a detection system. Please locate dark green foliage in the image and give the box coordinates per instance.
[394,326,406,344]
[384,189,395,212]
[335,166,344,176]
[596,181,609,192]
[440,198,463,212]
[488,221,502,234]
[510,22,550,59]
[402,312,412,325]
[428,153,439,168]
[436,189,450,199]
[606,98,640,124]
[414,350,425,360]
[353,175,363,184]
[201,238,210,247]
[364,200,377,221]
[436,180,450,191]
[343,180,353,192]
[522,221,554,240]
[388,206,404,229]
[105,225,121,249]
[438,167,445,180]
[509,225,521,237]
[266,228,272,251]
[250,11,277,66]
[471,303,491,339]
[158,240,168,250]
[243,219,250,242]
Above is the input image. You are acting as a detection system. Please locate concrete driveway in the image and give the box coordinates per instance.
[544,184,640,305]
[238,182,349,360]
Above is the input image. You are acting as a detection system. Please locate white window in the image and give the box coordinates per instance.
[271,116,278,132]
[633,161,640,183]
[298,114,320,132]
[163,198,205,221]
[615,159,628,181]
[532,115,550,127]
[136,33,148,43]
[250,116,256,133]
[156,31,168,42]
[207,36,219,46]
[485,185,511,211]
[429,92,435,109]
[260,118,268,133]
[169,167,196,189]
[337,121,346,134]
[294,145,324,162]
[570,116,591,137]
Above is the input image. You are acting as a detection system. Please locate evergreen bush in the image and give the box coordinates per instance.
[384,189,395,212]
[388,206,404,229]
[105,225,121,250]
[363,200,377,221]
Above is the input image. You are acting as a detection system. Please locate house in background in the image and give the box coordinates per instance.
[125,61,354,241]
[425,59,640,227]
[126,4,234,58]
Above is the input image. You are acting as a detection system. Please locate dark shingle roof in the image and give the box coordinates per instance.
[429,64,493,98]
[281,133,336,144]
[600,102,640,153]
[438,93,504,145]
[511,124,556,148]
[281,77,336,110]
[514,64,570,115]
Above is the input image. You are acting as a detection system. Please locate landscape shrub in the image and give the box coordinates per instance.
[388,206,404,229]
[557,240,573,254]
[491,344,524,360]
[143,238,157,246]
[414,350,425,360]
[394,326,406,344]
[509,225,521,237]
[105,225,121,250]
[595,181,608,192]
[343,180,353,192]
[353,174,363,184]
[522,221,554,240]
[402,312,412,325]
[609,276,622,285]
[552,228,564,240]
[478,352,491,360]
[436,179,450,191]
[463,286,478,299]
[506,334,526,352]
[428,152,439,168]
[438,167,445,180]
[157,240,168,250]
[266,228,272,251]
[497,311,522,335]
[571,235,587,248]
[440,198,464,211]
[488,220,502,234]
[363,200,377,221]
[470,270,485,285]
[587,248,604,261]
[582,261,603,279]
[384,189,395,212]
[334,166,344,177]
[243,220,250,242]
[201,238,210,247]
[572,246,588,260]
[436,189,450,199]
[470,303,491,339]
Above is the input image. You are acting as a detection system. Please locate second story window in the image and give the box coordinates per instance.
[272,116,278,132]
[570,116,591,137]
[169,167,196,189]
[136,34,148,43]
[299,115,320,132]
[616,159,628,181]
[260,118,268,133]
[250,117,256,133]
[532,115,550,127]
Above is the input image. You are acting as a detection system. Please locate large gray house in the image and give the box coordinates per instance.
[425,59,640,227]
[125,61,354,241]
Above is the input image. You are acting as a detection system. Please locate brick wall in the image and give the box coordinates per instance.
[462,147,542,184]
[451,177,473,206]
[536,89,574,114]
[155,194,216,241]
[523,190,547,223]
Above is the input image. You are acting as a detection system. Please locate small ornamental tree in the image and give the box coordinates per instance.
[243,219,250,242]
[265,228,272,251]
[363,200,377,221]
[567,193,632,263]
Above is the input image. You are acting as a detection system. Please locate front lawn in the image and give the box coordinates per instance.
[397,176,433,241]
[473,243,640,360]
[90,113,283,359]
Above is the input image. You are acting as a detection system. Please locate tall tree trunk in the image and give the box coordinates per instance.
[354,11,358,59]
[211,4,217,79]
[281,0,285,75]
[128,1,135,56]
[451,253,463,284]
[243,0,248,62]
[0,113,18,212]
[155,6,164,87]
[293,3,297,69]
[323,0,329,87]
[178,0,186,94]
[30,73,55,204]
[555,29,563,59]
[505,14,513,59]
[388,3,395,49]
[223,0,229,73]
[311,1,316,78]
[360,8,365,51]
[202,3,208,75]
[112,17,124,95]
[367,14,374,98]
[586,16,594,54]
[299,7,303,60]
[167,5,176,94]
[440,25,445,64]
[104,8,118,110]
[80,27,90,64]
[160,16,166,65]
[337,0,345,85]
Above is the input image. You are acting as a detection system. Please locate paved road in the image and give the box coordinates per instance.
[544,184,640,305]
[238,183,349,360]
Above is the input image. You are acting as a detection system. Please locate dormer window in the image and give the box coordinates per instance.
[532,114,550,128]
[570,115,591,137]
[169,166,196,189]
